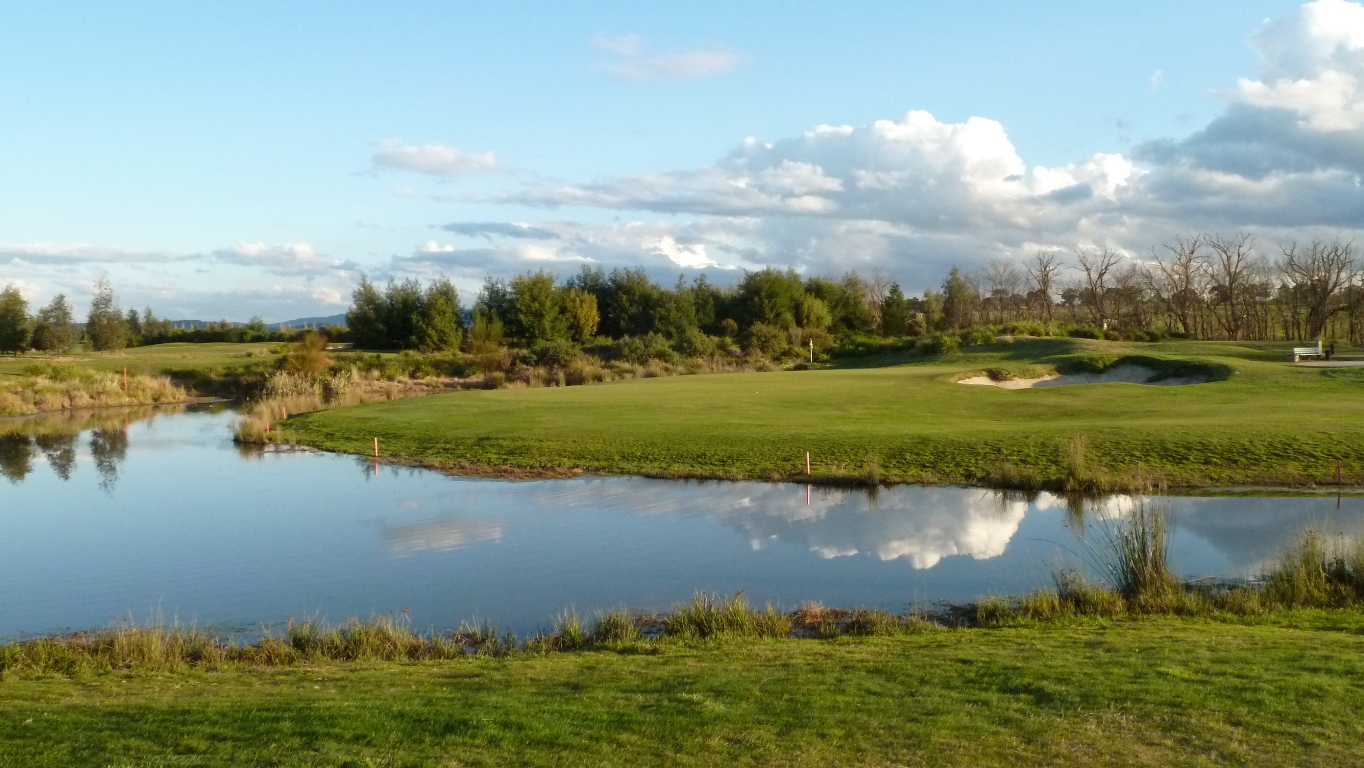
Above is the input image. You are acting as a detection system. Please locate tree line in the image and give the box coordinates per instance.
[0,277,325,355]
[5,232,1359,357]
[345,233,1364,362]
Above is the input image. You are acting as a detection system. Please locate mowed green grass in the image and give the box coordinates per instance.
[0,342,283,378]
[5,620,1364,767]
[287,338,1364,487]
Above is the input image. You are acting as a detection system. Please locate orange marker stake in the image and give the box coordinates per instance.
[123,367,128,393]
[806,484,811,506]
[281,406,288,419]
[806,451,811,476]
[374,437,380,457]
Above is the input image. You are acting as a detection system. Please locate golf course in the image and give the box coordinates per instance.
[281,337,1364,490]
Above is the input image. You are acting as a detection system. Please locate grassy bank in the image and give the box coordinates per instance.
[280,337,1364,490]
[7,518,1364,765]
[0,363,192,416]
[4,616,1364,766]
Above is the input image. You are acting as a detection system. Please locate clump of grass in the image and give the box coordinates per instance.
[863,455,882,486]
[1099,501,1175,600]
[550,611,588,650]
[664,591,791,640]
[590,610,641,645]
[1264,529,1364,608]
[1064,435,1094,491]
[792,602,932,637]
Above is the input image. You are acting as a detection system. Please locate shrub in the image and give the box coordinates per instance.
[744,323,789,359]
[674,328,719,358]
[958,326,996,346]
[531,339,581,368]
[613,333,678,364]
[921,332,959,355]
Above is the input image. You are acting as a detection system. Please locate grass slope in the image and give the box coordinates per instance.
[285,338,1364,488]
[4,620,1364,766]
[0,342,282,378]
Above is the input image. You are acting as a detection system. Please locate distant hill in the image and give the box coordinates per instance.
[167,313,348,331]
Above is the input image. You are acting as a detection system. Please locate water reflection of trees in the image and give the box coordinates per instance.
[0,405,182,486]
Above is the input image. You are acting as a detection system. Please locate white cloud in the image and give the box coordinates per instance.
[592,34,746,82]
[372,140,498,177]
[481,2,1364,289]
[1150,69,1165,89]
[0,242,194,265]
[212,242,359,277]
[2,279,41,301]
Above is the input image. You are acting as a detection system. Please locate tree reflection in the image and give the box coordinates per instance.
[35,433,77,481]
[89,427,129,492]
[0,434,35,483]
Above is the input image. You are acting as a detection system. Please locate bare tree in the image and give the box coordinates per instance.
[1075,247,1122,326]
[1026,251,1063,322]
[1280,239,1355,339]
[1147,235,1206,337]
[1206,233,1259,340]
[864,269,892,328]
[983,259,1023,324]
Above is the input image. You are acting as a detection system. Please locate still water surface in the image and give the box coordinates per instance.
[2,405,1362,638]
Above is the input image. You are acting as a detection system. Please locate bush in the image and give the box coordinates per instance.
[613,333,677,364]
[921,332,959,355]
[744,323,789,358]
[958,326,996,346]
[674,328,719,358]
[1067,326,1102,339]
[531,339,581,368]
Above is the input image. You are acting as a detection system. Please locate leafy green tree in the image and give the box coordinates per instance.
[562,287,600,342]
[31,294,77,352]
[738,268,805,329]
[880,284,909,336]
[510,271,566,345]
[86,277,127,351]
[604,268,661,337]
[468,307,505,351]
[245,316,269,335]
[0,285,31,355]
[798,295,833,332]
[413,278,463,352]
[347,276,388,349]
[942,267,979,330]
[383,278,424,349]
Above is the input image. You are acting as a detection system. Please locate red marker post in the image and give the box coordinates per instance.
[123,367,128,393]
[806,451,811,476]
[374,437,380,457]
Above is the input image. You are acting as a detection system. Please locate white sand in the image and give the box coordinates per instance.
[958,364,1207,389]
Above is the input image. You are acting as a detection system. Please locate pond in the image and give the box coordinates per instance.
[2,405,1361,638]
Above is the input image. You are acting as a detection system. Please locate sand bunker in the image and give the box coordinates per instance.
[959,364,1208,389]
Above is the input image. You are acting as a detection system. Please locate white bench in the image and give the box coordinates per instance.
[1292,340,1324,362]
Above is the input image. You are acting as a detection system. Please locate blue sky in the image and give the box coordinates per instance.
[5,0,1360,321]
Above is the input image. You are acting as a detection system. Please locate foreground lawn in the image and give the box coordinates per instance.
[4,619,1364,766]
[285,337,1364,488]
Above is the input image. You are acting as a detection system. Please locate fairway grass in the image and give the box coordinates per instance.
[284,337,1364,489]
[4,619,1364,766]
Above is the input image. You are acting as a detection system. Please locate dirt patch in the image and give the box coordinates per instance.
[959,364,1208,389]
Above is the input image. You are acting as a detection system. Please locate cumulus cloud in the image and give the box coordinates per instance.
[592,34,745,82]
[372,140,498,177]
[473,2,1364,288]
